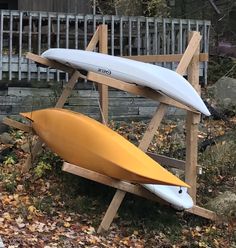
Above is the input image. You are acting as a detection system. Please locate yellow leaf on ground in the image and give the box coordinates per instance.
[64,222,71,228]
[28,205,36,213]
[3,212,11,221]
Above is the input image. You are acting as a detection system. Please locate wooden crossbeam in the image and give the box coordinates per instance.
[147,152,201,173]
[87,72,197,112]
[2,117,33,133]
[86,26,100,52]
[62,162,166,204]
[187,205,218,221]
[26,52,74,74]
[124,53,208,63]
[139,104,168,152]
[97,190,126,233]
[62,162,218,224]
[55,70,81,108]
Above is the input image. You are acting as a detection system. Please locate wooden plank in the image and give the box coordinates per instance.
[98,24,109,124]
[123,53,208,63]
[85,26,99,51]
[87,72,197,113]
[55,70,81,108]
[26,52,74,74]
[175,32,202,76]
[139,104,168,152]
[147,152,201,172]
[147,152,185,170]
[62,162,165,203]
[186,205,218,221]
[2,117,33,133]
[185,32,201,203]
[97,190,126,233]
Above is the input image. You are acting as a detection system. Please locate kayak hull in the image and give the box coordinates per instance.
[42,48,211,116]
[21,108,189,187]
[142,184,193,210]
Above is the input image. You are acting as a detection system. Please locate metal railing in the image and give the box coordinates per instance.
[0,10,211,82]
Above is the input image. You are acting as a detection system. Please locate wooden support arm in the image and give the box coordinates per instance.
[26,52,75,74]
[2,117,33,133]
[62,162,166,205]
[124,53,208,63]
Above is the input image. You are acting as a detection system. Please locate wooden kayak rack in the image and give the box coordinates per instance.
[3,24,218,233]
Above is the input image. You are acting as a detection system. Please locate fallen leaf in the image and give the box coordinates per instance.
[64,222,71,228]
[3,212,11,221]
[15,216,25,228]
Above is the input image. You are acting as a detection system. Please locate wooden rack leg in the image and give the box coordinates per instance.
[185,32,201,203]
[55,70,81,108]
[98,24,108,124]
[139,103,168,152]
[22,70,80,171]
[185,113,200,203]
[97,190,126,233]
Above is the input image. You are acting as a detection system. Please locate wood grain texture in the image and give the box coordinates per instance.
[2,117,33,133]
[87,72,196,113]
[98,25,109,124]
[185,32,201,203]
[97,189,126,234]
[138,104,168,152]
[124,53,208,63]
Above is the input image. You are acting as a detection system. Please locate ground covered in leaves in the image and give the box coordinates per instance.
[0,116,236,247]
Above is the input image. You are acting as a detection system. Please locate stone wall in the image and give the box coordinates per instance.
[0,83,185,122]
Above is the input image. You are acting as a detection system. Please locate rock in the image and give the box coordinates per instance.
[0,132,14,144]
[20,142,31,153]
[206,191,236,217]
[0,122,9,134]
[209,76,236,112]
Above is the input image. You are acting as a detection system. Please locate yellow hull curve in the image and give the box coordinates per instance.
[21,108,189,187]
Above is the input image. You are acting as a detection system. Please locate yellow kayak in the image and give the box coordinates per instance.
[21,108,189,187]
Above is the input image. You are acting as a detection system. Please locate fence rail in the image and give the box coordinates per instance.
[0,10,211,83]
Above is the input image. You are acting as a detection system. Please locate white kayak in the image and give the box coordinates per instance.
[142,184,193,210]
[42,48,210,116]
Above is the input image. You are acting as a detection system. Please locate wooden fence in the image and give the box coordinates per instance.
[0,10,211,83]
